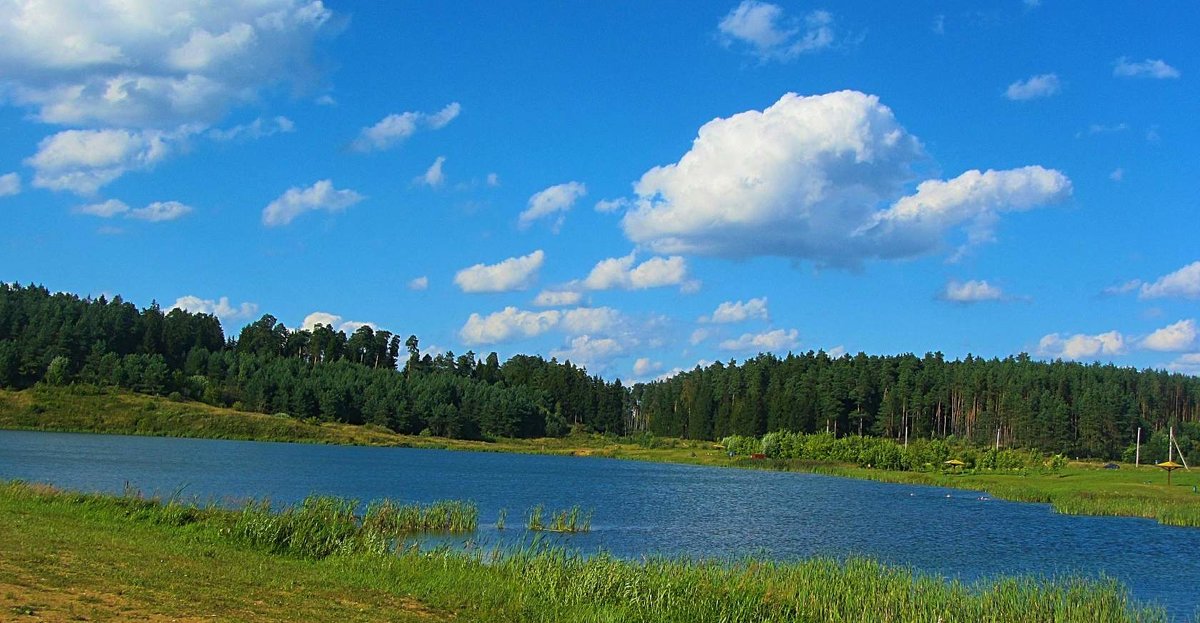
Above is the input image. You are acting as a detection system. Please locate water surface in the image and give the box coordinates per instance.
[1,430,1195,619]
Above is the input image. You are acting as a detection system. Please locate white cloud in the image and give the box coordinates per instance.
[207,116,294,141]
[533,289,583,307]
[550,335,624,369]
[25,127,187,195]
[718,1,834,61]
[931,15,945,35]
[1081,123,1128,137]
[408,276,429,291]
[942,280,1004,303]
[75,198,191,221]
[1141,319,1197,352]
[561,307,622,334]
[519,181,587,230]
[706,297,769,323]
[458,305,623,346]
[301,311,374,334]
[350,103,461,152]
[620,91,1070,265]
[690,328,711,345]
[719,328,799,352]
[77,199,130,217]
[1165,353,1200,375]
[633,357,662,376]
[583,253,689,290]
[454,250,544,293]
[262,179,364,227]
[1102,279,1142,296]
[486,173,501,187]
[172,295,258,322]
[1113,57,1180,79]
[595,198,630,213]
[1109,168,1124,182]
[826,345,847,358]
[1004,73,1061,100]
[0,0,339,128]
[417,156,446,187]
[1140,261,1200,299]
[459,307,562,345]
[129,201,192,222]
[0,173,20,197]
[1038,331,1127,360]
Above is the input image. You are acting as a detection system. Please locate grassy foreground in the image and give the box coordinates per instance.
[0,481,1172,623]
[3,385,1200,527]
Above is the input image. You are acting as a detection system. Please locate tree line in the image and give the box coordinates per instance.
[4,282,1200,458]
[0,283,628,439]
[632,351,1200,459]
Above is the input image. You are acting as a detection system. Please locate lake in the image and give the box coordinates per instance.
[1,429,1196,619]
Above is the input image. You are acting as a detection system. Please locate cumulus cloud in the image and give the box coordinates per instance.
[550,335,625,369]
[620,91,1070,265]
[350,103,461,152]
[1140,261,1200,299]
[942,280,1004,303]
[417,156,446,187]
[1004,74,1061,100]
[1037,331,1126,360]
[1141,319,1197,352]
[705,297,769,323]
[0,173,20,197]
[0,0,339,128]
[172,295,258,321]
[533,289,583,307]
[1165,353,1200,375]
[408,276,429,291]
[561,307,622,334]
[262,179,364,227]
[717,1,834,61]
[1113,57,1181,79]
[633,357,662,376]
[719,328,799,352]
[25,127,188,195]
[518,181,587,230]
[301,311,374,333]
[458,305,624,346]
[583,253,689,290]
[454,250,544,293]
[459,307,563,345]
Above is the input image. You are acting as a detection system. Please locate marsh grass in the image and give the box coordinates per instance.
[524,504,592,533]
[0,481,1175,623]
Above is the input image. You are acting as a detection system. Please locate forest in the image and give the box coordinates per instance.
[3,282,1199,458]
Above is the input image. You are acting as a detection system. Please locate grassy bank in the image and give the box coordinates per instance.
[0,481,1172,623]
[3,385,1199,527]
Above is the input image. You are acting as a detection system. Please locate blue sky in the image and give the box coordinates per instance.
[2,1,1198,380]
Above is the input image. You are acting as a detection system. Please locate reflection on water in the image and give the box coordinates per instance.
[1,429,1196,619]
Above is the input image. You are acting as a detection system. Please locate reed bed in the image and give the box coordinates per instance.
[227,495,480,557]
[526,503,593,533]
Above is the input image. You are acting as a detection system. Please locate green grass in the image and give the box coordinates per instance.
[0,481,1174,623]
[4,384,1200,527]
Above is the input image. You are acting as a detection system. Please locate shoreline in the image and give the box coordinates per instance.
[2,385,1199,527]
